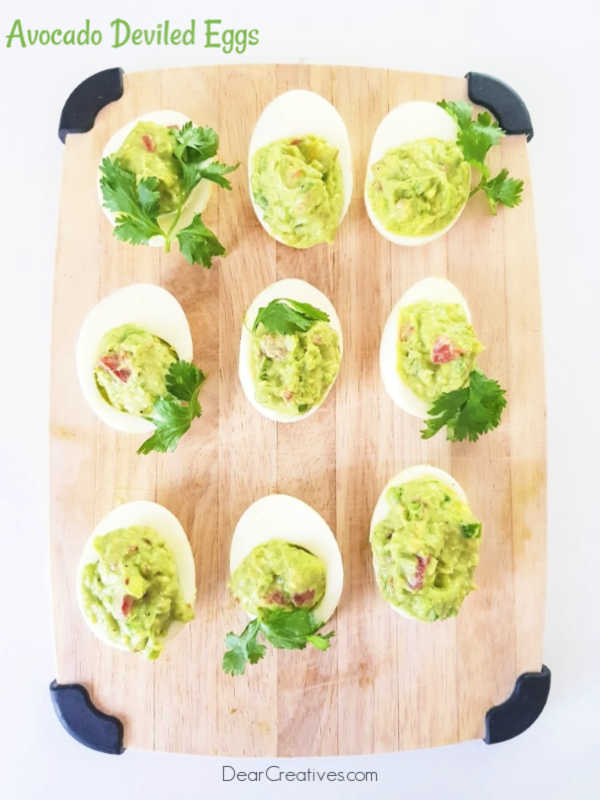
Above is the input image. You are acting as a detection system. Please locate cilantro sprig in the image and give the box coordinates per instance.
[170,122,239,194]
[438,100,524,214]
[138,361,206,455]
[222,607,335,676]
[99,122,239,267]
[252,298,329,335]
[421,370,507,442]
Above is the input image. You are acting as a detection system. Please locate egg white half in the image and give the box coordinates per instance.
[370,465,468,620]
[230,494,343,625]
[77,500,196,652]
[76,283,193,434]
[239,278,343,423]
[364,101,468,246]
[248,89,353,245]
[98,110,213,247]
[380,277,471,419]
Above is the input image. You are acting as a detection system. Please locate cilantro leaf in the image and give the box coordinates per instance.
[165,361,205,405]
[438,99,474,131]
[306,632,335,651]
[222,607,334,676]
[137,361,205,455]
[99,159,164,244]
[438,100,522,209]
[258,607,330,650]
[136,178,161,217]
[196,161,240,190]
[253,299,329,335]
[421,385,469,440]
[176,214,226,267]
[170,123,239,194]
[112,215,159,246]
[439,101,504,172]
[222,619,266,676]
[481,169,524,213]
[421,370,507,442]
[171,123,219,162]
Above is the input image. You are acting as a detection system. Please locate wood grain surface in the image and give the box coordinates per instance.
[49,65,546,755]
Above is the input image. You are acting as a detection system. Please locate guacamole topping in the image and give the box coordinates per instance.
[229,539,327,616]
[251,135,344,248]
[113,121,184,215]
[397,301,482,404]
[367,138,470,237]
[80,525,194,659]
[94,324,177,416]
[370,478,481,621]
[250,320,340,415]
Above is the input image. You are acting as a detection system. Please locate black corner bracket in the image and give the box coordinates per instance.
[58,67,124,143]
[484,665,551,744]
[49,680,125,754]
[465,72,534,141]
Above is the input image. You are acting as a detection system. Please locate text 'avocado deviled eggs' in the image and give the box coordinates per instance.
[365,100,524,246]
[223,494,343,675]
[380,277,506,442]
[239,278,343,422]
[78,501,196,660]
[249,90,352,248]
[98,110,239,266]
[370,466,482,621]
[76,283,206,454]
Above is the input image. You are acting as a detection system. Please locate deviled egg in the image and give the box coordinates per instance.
[238,278,343,422]
[99,111,238,266]
[223,494,343,675]
[76,283,193,434]
[248,89,352,248]
[229,494,343,625]
[77,500,196,659]
[380,277,481,418]
[370,465,482,621]
[365,101,470,246]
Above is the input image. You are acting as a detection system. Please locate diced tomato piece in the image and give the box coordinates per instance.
[267,591,287,606]
[121,595,134,616]
[142,134,155,152]
[290,138,302,145]
[293,589,315,607]
[113,367,131,382]
[99,354,131,383]
[431,336,462,364]
[408,556,430,592]
[282,390,294,402]
[100,354,120,371]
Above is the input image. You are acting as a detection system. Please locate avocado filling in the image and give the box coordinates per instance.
[370,478,482,621]
[250,320,340,416]
[80,525,194,660]
[367,138,470,237]
[251,135,344,248]
[397,301,482,404]
[229,539,327,617]
[113,120,185,215]
[94,324,177,416]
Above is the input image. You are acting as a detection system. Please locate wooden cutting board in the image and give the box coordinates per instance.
[49,65,546,755]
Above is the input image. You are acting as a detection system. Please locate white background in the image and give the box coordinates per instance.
[1,1,599,798]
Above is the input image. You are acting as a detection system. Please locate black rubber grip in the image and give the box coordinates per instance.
[484,665,551,744]
[466,72,534,141]
[49,680,125,754]
[58,67,124,143]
